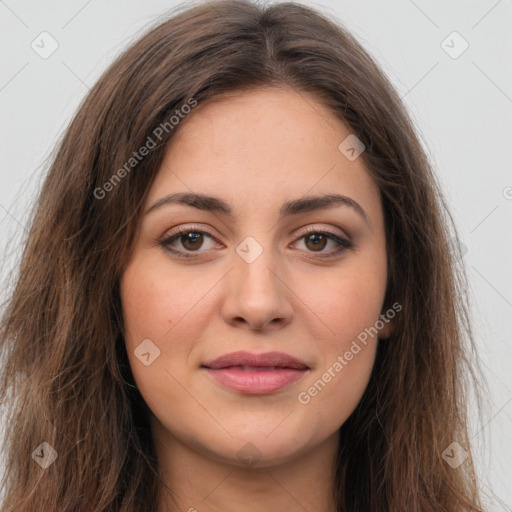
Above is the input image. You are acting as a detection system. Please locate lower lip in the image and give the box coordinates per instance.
[203,367,308,394]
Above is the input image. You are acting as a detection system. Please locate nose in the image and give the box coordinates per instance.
[221,245,294,332]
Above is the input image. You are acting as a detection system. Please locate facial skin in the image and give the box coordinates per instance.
[120,87,394,512]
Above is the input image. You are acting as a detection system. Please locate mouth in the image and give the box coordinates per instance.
[209,365,298,371]
[201,351,309,395]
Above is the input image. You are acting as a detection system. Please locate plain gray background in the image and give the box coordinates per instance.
[1,0,511,509]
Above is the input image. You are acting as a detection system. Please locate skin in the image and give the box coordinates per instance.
[120,87,394,512]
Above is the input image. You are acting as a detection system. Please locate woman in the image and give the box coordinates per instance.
[0,0,484,510]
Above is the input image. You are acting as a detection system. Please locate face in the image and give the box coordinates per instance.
[120,87,393,468]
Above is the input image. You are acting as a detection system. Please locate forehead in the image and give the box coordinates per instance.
[146,87,381,224]
[166,87,347,163]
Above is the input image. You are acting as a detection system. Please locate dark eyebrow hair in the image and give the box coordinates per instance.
[146,192,369,226]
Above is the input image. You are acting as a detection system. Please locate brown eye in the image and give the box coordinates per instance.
[180,232,204,251]
[293,229,353,258]
[160,227,352,260]
[160,228,218,258]
[304,233,328,252]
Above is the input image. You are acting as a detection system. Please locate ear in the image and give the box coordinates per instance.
[377,314,396,340]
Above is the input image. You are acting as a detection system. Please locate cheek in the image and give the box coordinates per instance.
[295,272,384,422]
[119,257,217,408]
[331,280,384,341]
[293,257,386,418]
[120,256,215,349]
[298,344,377,429]
[303,259,387,349]
[119,257,215,419]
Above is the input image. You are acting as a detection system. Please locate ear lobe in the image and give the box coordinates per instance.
[377,316,395,340]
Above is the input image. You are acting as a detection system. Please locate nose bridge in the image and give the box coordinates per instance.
[221,234,293,331]
[234,236,281,303]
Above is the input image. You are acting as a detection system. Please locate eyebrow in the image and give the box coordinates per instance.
[146,192,369,226]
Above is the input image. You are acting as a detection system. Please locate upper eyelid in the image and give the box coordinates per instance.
[163,224,349,243]
[298,225,348,238]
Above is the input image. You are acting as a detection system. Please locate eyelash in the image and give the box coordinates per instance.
[158,225,353,260]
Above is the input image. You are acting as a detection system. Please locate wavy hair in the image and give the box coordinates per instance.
[0,1,484,510]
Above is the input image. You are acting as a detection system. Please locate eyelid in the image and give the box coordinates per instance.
[164,223,218,240]
[163,223,350,242]
[160,224,222,252]
[159,223,353,258]
[295,224,349,239]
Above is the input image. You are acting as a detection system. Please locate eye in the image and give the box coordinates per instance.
[159,225,353,259]
[292,227,353,257]
[159,226,219,258]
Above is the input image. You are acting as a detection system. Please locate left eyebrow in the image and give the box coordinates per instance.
[145,192,369,226]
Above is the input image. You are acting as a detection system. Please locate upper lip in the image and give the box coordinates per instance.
[202,351,309,370]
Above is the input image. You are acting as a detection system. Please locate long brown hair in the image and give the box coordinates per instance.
[0,1,485,510]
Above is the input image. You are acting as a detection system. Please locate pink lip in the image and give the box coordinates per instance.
[201,351,309,395]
